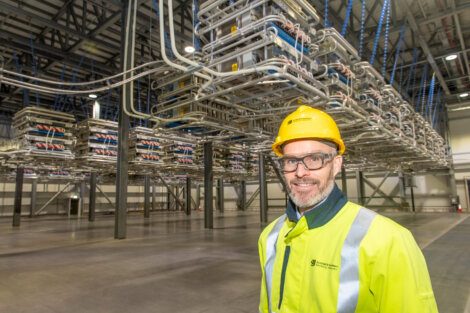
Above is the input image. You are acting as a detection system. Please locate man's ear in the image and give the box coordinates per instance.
[332,156,343,177]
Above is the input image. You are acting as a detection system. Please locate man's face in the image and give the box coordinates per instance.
[282,140,343,211]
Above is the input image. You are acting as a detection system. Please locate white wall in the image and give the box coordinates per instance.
[448,109,470,210]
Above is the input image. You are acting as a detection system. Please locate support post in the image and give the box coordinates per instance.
[196,184,201,210]
[12,167,24,227]
[88,173,97,221]
[238,180,246,211]
[152,183,156,211]
[185,176,191,215]
[341,166,348,196]
[204,141,213,229]
[259,152,268,223]
[398,172,408,210]
[217,178,224,213]
[115,0,135,239]
[144,176,150,218]
[79,181,85,218]
[355,170,365,206]
[29,178,37,218]
[410,176,416,212]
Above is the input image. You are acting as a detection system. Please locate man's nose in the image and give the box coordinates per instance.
[295,161,309,177]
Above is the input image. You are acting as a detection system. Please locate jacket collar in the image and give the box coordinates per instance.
[285,183,348,230]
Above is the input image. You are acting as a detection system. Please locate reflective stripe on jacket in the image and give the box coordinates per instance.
[258,185,438,313]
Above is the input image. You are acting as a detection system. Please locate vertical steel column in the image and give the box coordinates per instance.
[217,178,224,213]
[88,173,97,221]
[398,172,408,209]
[115,0,134,239]
[341,166,348,196]
[259,153,268,223]
[29,178,37,218]
[185,176,191,215]
[238,180,246,211]
[449,167,459,209]
[12,167,24,227]
[196,184,201,210]
[204,141,213,229]
[410,177,416,212]
[79,181,86,218]
[355,170,365,206]
[144,176,150,218]
[152,183,156,211]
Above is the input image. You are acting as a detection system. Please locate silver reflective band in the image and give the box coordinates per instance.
[264,214,286,313]
[337,208,377,313]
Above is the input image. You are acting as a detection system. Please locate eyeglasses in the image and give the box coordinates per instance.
[279,153,336,172]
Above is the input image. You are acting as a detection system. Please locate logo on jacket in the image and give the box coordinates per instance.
[310,259,339,270]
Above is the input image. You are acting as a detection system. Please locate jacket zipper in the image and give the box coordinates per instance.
[278,245,291,310]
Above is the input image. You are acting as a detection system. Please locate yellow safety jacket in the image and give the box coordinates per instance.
[258,184,438,313]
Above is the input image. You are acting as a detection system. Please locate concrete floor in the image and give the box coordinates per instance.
[0,211,468,313]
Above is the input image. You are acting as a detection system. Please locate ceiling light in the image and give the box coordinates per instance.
[88,93,98,99]
[445,54,457,61]
[459,92,469,98]
[450,106,470,112]
[184,46,195,53]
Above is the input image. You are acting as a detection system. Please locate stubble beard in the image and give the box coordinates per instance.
[287,166,336,211]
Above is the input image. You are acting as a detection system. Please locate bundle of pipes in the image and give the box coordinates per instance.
[129,127,167,166]
[75,119,119,165]
[8,107,75,160]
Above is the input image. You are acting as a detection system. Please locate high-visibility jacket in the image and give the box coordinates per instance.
[258,184,438,313]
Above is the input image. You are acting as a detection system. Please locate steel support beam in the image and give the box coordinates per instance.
[363,176,401,207]
[115,0,135,239]
[237,181,246,211]
[364,172,391,206]
[398,172,408,209]
[144,176,150,218]
[355,171,365,206]
[12,167,24,227]
[404,0,450,95]
[217,178,224,213]
[185,176,191,215]
[35,182,72,216]
[29,178,37,218]
[152,183,157,211]
[204,141,214,229]
[341,166,348,196]
[79,181,85,218]
[88,172,97,221]
[259,153,268,223]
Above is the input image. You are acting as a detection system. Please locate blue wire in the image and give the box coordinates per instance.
[420,66,428,115]
[369,0,389,65]
[193,0,201,51]
[29,34,40,106]
[381,0,391,77]
[359,0,366,58]
[341,0,354,37]
[426,74,435,120]
[389,24,406,84]
[324,0,330,27]
[415,64,427,113]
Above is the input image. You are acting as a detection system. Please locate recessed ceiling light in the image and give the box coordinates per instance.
[445,54,457,61]
[88,93,98,99]
[184,46,195,53]
[459,92,468,98]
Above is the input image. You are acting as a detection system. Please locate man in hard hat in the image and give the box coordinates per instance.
[258,105,438,313]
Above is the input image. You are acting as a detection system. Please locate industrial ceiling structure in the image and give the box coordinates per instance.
[0,0,469,175]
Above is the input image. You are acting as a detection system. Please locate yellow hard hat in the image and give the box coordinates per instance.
[272,105,345,156]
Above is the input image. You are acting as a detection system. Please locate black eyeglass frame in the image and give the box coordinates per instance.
[279,152,337,173]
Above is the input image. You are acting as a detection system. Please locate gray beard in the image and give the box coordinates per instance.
[288,179,335,211]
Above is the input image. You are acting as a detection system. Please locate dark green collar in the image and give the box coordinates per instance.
[285,184,348,229]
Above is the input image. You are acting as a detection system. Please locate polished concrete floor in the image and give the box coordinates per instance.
[0,210,468,313]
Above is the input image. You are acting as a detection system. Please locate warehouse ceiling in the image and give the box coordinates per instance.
[0,0,469,120]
